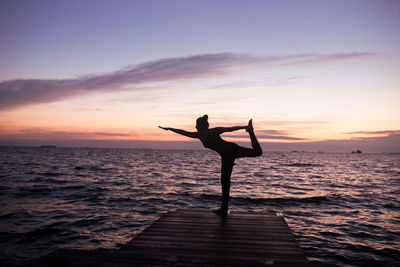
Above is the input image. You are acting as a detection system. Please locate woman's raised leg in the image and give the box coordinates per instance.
[246,119,263,157]
[233,119,263,158]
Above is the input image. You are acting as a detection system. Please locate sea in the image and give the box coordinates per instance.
[0,146,399,266]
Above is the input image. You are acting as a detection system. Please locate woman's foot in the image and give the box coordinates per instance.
[212,208,228,216]
[246,119,253,133]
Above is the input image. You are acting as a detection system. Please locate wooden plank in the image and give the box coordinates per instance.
[125,232,303,249]
[123,209,308,264]
[131,232,299,244]
[42,248,310,267]
[142,224,293,234]
[135,231,298,243]
[37,209,311,266]
[155,218,289,227]
[132,226,297,241]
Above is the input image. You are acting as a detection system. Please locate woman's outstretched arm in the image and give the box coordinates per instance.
[212,126,247,134]
[158,126,199,138]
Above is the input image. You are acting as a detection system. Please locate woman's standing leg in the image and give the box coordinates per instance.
[218,157,235,215]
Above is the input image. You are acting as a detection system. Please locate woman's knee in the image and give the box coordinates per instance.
[250,148,262,157]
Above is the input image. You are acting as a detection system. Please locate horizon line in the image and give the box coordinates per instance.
[1,138,399,153]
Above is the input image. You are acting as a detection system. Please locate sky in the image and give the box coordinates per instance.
[0,0,399,152]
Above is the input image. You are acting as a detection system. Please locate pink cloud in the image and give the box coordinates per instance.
[0,52,378,110]
[4,128,135,140]
[224,129,308,141]
[346,130,400,136]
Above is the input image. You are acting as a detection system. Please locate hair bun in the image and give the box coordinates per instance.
[203,115,208,120]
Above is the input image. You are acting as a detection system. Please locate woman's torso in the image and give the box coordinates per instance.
[199,129,237,157]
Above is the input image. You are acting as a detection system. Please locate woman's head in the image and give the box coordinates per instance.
[196,115,209,130]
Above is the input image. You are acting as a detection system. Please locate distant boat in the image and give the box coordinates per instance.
[351,150,362,154]
[40,145,57,148]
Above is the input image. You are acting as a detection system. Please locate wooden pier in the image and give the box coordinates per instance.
[37,209,311,266]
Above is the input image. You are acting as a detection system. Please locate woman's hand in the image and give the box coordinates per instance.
[158,126,199,138]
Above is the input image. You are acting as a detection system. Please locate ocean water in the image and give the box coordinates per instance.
[0,146,399,266]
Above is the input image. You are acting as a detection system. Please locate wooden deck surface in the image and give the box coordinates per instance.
[37,209,312,266]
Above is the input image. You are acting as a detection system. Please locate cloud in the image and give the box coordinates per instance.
[0,52,378,110]
[258,120,328,126]
[346,130,400,136]
[224,129,308,141]
[8,128,134,140]
[257,52,377,66]
[204,76,304,91]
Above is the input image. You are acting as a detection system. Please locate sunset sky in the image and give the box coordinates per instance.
[1,0,399,152]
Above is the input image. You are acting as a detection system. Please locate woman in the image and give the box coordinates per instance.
[159,115,263,215]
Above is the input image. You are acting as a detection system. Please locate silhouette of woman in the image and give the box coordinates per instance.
[159,115,263,215]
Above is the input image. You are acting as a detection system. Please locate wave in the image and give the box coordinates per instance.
[198,193,331,205]
[107,196,138,203]
[29,177,67,184]
[75,165,116,172]
[0,227,65,244]
[15,185,55,196]
[41,171,65,177]
[281,163,323,167]
[14,184,90,197]
[237,195,330,205]
[69,217,104,227]
[0,211,31,219]
[60,185,85,190]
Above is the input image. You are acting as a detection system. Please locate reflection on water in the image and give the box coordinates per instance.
[0,147,399,266]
